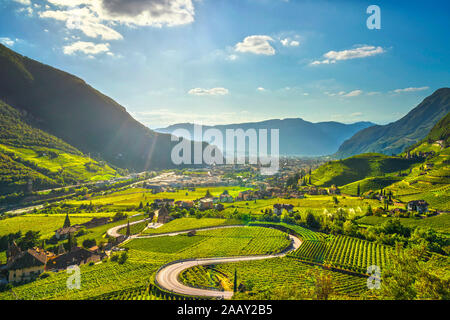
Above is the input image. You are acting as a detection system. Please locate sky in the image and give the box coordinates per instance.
[0,0,449,129]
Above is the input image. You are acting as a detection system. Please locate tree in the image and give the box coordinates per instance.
[357,184,361,197]
[63,213,71,228]
[380,243,449,299]
[205,190,212,198]
[126,220,131,237]
[233,269,238,293]
[306,212,320,229]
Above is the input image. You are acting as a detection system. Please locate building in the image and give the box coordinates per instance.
[47,247,101,271]
[156,205,172,224]
[199,199,214,210]
[175,200,194,208]
[407,200,429,213]
[6,248,47,283]
[219,192,234,203]
[55,226,81,240]
[153,198,174,208]
[273,204,294,215]
[328,185,341,195]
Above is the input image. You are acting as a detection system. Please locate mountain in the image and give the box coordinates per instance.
[335,88,450,158]
[0,44,202,172]
[0,99,117,195]
[156,119,375,156]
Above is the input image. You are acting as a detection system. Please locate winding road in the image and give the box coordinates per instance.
[107,221,302,299]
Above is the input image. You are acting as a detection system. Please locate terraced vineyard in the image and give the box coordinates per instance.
[179,258,368,299]
[249,221,326,241]
[91,286,160,300]
[289,235,392,274]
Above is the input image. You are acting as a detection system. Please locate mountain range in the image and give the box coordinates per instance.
[335,88,450,158]
[156,119,375,157]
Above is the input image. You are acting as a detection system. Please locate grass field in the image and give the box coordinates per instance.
[127,226,291,258]
[142,217,244,235]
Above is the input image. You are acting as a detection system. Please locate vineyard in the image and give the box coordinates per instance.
[289,235,392,274]
[179,257,368,299]
[142,217,243,235]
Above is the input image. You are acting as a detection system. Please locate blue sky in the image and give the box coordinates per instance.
[1,0,449,128]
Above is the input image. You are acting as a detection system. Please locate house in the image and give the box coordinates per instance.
[156,205,172,224]
[199,199,214,210]
[328,185,341,195]
[407,200,429,213]
[55,226,81,240]
[175,200,194,209]
[6,248,47,283]
[219,190,234,202]
[153,198,174,208]
[273,204,294,215]
[47,247,101,271]
[307,186,318,195]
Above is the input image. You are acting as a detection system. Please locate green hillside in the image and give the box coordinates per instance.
[0,100,117,195]
[0,44,206,172]
[311,153,419,187]
[335,88,450,158]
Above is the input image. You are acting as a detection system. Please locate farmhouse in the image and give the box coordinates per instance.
[273,204,294,215]
[175,200,194,208]
[156,205,172,224]
[55,226,81,240]
[199,199,214,210]
[47,247,101,271]
[407,200,429,213]
[6,247,47,283]
[153,198,175,208]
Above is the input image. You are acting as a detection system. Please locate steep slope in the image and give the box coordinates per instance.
[156,118,375,156]
[0,44,198,171]
[311,153,419,188]
[0,100,117,195]
[335,88,450,158]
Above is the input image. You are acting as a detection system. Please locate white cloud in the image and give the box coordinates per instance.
[188,87,229,96]
[367,91,381,96]
[13,0,31,5]
[350,112,363,117]
[39,7,123,40]
[0,37,16,47]
[393,86,429,93]
[324,90,363,97]
[37,0,196,43]
[311,45,385,65]
[281,38,300,47]
[343,90,363,97]
[235,35,276,55]
[227,54,238,61]
[63,41,110,55]
[257,87,266,92]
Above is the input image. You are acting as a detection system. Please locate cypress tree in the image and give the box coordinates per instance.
[357,184,361,197]
[63,213,71,228]
[126,220,131,237]
[233,269,238,293]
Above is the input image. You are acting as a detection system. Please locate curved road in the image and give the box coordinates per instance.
[154,231,301,299]
[106,222,302,299]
